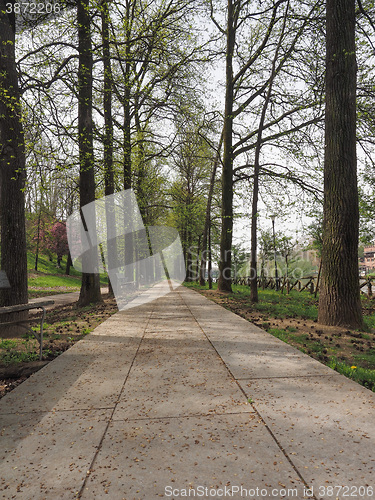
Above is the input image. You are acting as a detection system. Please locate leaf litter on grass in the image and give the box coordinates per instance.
[187,283,375,392]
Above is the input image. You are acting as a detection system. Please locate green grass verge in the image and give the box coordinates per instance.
[0,350,40,365]
[269,326,375,392]
[28,253,81,276]
[28,275,82,288]
[0,338,39,365]
[183,282,318,320]
[27,252,108,290]
[184,281,375,392]
[328,358,375,392]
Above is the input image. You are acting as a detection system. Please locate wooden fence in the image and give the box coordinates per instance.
[231,275,375,296]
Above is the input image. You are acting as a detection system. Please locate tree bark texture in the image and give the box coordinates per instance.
[123,0,132,191]
[0,2,28,308]
[318,0,363,328]
[77,0,102,306]
[218,0,235,292]
[101,0,115,296]
[200,134,222,286]
[102,0,114,199]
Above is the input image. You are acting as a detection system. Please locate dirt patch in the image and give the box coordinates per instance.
[0,294,118,399]
[198,289,375,369]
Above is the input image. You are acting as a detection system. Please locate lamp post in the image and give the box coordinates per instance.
[271,215,279,291]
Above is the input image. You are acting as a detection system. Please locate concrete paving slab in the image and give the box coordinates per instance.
[49,337,141,411]
[89,309,150,337]
[0,310,149,414]
[0,286,374,499]
[205,337,334,380]
[0,334,141,414]
[113,336,252,419]
[179,286,334,379]
[81,413,306,500]
[114,292,253,419]
[179,288,375,497]
[239,374,375,495]
[0,408,111,499]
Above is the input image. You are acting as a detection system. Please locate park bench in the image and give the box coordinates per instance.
[0,271,54,360]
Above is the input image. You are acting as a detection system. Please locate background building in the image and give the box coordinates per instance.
[360,243,375,274]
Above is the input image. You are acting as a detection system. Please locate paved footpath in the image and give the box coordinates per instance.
[0,286,374,499]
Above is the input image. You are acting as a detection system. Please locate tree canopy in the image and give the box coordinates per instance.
[0,0,374,328]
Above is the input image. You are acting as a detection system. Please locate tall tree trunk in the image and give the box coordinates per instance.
[101,0,115,296]
[101,0,114,196]
[195,234,201,282]
[123,0,132,192]
[134,108,147,219]
[123,99,131,190]
[185,230,193,282]
[318,0,363,328]
[200,134,222,286]
[122,1,133,283]
[218,0,235,292]
[208,223,213,290]
[34,205,42,272]
[77,0,102,306]
[134,108,150,287]
[65,251,72,275]
[0,2,28,308]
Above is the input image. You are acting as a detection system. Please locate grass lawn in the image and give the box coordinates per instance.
[27,252,108,297]
[184,282,375,392]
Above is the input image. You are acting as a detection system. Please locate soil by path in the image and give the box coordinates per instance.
[0,294,118,399]
[197,288,375,371]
